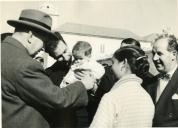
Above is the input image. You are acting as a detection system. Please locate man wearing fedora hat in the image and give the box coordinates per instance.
[2,9,96,128]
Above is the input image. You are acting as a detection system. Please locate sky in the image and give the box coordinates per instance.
[0,0,178,36]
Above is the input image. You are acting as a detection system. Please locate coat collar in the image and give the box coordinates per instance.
[3,36,29,55]
[112,74,142,90]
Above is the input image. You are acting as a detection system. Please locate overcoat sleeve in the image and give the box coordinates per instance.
[14,61,88,109]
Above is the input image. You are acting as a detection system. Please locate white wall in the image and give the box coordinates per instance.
[62,34,121,60]
[62,34,152,59]
[46,34,152,68]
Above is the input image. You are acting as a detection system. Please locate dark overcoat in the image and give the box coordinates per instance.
[1,36,88,128]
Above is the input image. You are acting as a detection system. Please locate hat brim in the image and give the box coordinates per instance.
[7,20,58,41]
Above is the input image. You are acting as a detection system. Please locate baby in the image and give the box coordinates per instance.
[60,41,105,88]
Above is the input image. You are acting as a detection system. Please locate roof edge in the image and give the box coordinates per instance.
[59,31,151,43]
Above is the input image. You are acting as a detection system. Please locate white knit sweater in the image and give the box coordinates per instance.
[90,74,154,128]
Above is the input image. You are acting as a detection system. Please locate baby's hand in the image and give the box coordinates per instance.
[74,69,91,80]
[74,69,96,90]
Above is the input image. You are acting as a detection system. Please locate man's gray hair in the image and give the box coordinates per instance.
[154,34,178,52]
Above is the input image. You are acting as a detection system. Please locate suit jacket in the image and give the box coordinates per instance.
[46,61,90,128]
[45,61,77,128]
[146,68,178,127]
[45,60,71,86]
[1,36,88,128]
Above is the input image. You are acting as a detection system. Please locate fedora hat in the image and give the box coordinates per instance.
[7,9,58,40]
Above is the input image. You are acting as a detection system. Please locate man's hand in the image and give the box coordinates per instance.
[74,69,96,90]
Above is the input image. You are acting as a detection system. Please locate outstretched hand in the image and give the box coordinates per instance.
[74,69,96,90]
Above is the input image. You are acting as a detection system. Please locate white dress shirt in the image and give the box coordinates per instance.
[156,65,178,102]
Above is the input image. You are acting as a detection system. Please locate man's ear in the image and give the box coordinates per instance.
[27,31,33,44]
[171,50,177,61]
[172,50,177,57]
[28,31,33,38]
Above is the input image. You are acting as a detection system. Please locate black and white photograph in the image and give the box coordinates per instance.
[1,0,178,127]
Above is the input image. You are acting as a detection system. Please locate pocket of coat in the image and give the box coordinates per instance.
[172,93,178,100]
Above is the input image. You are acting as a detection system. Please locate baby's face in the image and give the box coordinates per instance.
[73,53,89,65]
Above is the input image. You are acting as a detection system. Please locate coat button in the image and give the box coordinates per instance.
[168,113,173,118]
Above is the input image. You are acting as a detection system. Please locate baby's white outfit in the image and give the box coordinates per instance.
[60,59,105,88]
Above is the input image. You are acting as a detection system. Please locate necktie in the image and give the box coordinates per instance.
[159,73,170,80]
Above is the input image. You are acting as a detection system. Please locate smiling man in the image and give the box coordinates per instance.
[147,34,178,127]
